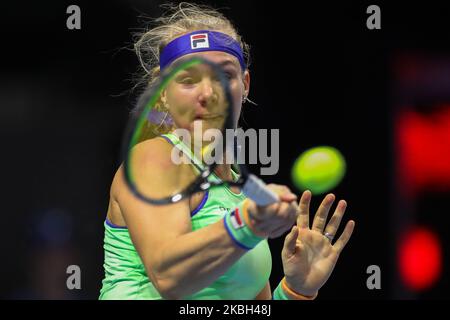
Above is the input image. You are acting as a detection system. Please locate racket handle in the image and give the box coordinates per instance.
[242,174,279,206]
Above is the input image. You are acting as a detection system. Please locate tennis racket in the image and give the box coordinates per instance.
[121,56,278,206]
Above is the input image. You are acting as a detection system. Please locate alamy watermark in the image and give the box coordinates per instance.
[66,5,81,30]
[171,121,279,176]
[366,265,381,290]
[366,5,381,30]
[66,265,81,290]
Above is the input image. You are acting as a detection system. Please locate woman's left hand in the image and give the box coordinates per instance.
[281,191,355,297]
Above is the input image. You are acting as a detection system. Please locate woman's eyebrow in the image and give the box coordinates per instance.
[181,60,238,74]
[218,60,239,69]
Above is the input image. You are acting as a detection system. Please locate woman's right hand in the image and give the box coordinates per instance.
[245,184,299,239]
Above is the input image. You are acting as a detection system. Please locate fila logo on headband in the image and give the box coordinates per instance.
[230,208,245,229]
[191,33,209,49]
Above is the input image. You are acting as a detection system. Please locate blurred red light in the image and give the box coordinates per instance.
[397,107,450,197]
[398,227,442,291]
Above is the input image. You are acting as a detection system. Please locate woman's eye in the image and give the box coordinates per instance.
[213,73,234,81]
[179,77,195,84]
[224,72,236,80]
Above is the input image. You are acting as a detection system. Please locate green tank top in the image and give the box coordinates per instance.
[99,133,272,300]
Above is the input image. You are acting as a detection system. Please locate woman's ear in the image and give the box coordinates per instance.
[243,69,250,99]
[160,90,167,106]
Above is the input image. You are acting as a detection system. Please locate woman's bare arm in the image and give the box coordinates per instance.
[113,139,248,299]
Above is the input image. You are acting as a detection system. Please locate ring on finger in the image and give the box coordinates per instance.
[323,232,334,242]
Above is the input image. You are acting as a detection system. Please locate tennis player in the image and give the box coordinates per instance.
[99,3,355,300]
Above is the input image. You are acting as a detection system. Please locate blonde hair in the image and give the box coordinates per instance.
[131,2,251,142]
[134,2,251,88]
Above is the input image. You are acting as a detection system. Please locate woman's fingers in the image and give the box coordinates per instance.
[255,200,297,234]
[277,198,299,223]
[323,200,347,241]
[311,193,335,233]
[254,184,296,220]
[333,220,355,254]
[279,192,298,202]
[283,225,299,253]
[269,227,289,239]
[296,190,311,229]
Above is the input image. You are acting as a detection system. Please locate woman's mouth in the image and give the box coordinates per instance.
[195,113,224,120]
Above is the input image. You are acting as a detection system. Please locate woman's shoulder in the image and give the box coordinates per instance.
[131,136,175,166]
[110,137,176,197]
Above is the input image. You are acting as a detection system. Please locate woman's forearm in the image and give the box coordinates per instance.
[149,218,247,299]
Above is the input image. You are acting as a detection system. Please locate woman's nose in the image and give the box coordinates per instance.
[198,79,217,104]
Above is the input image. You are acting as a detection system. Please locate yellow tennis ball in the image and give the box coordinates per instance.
[291,146,346,194]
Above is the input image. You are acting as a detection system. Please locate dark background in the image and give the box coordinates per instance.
[0,0,449,299]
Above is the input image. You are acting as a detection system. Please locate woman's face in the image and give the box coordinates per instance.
[163,51,250,134]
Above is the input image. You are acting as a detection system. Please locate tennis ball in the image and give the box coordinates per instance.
[291,146,346,195]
